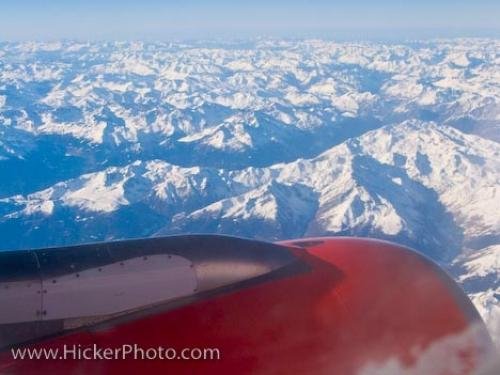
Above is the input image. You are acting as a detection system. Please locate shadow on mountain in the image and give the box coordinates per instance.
[346,153,464,262]
[163,182,319,241]
[449,117,500,142]
[0,203,169,251]
[0,135,89,198]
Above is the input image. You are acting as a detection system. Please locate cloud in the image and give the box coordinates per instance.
[357,321,499,375]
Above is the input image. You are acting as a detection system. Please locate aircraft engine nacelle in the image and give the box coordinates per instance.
[0,235,495,374]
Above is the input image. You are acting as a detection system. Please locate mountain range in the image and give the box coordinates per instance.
[0,39,498,340]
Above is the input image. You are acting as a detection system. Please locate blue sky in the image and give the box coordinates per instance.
[1,0,499,41]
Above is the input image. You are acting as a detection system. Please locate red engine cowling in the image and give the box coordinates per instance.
[0,236,495,374]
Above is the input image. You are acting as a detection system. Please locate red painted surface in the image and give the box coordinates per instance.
[0,238,490,374]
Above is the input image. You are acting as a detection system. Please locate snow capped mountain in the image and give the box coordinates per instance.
[2,120,497,259]
[453,245,500,343]
[0,39,499,336]
[167,180,318,240]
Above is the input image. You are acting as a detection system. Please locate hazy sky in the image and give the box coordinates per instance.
[1,0,499,41]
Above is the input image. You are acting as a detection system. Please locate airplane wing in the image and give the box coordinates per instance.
[0,235,494,374]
